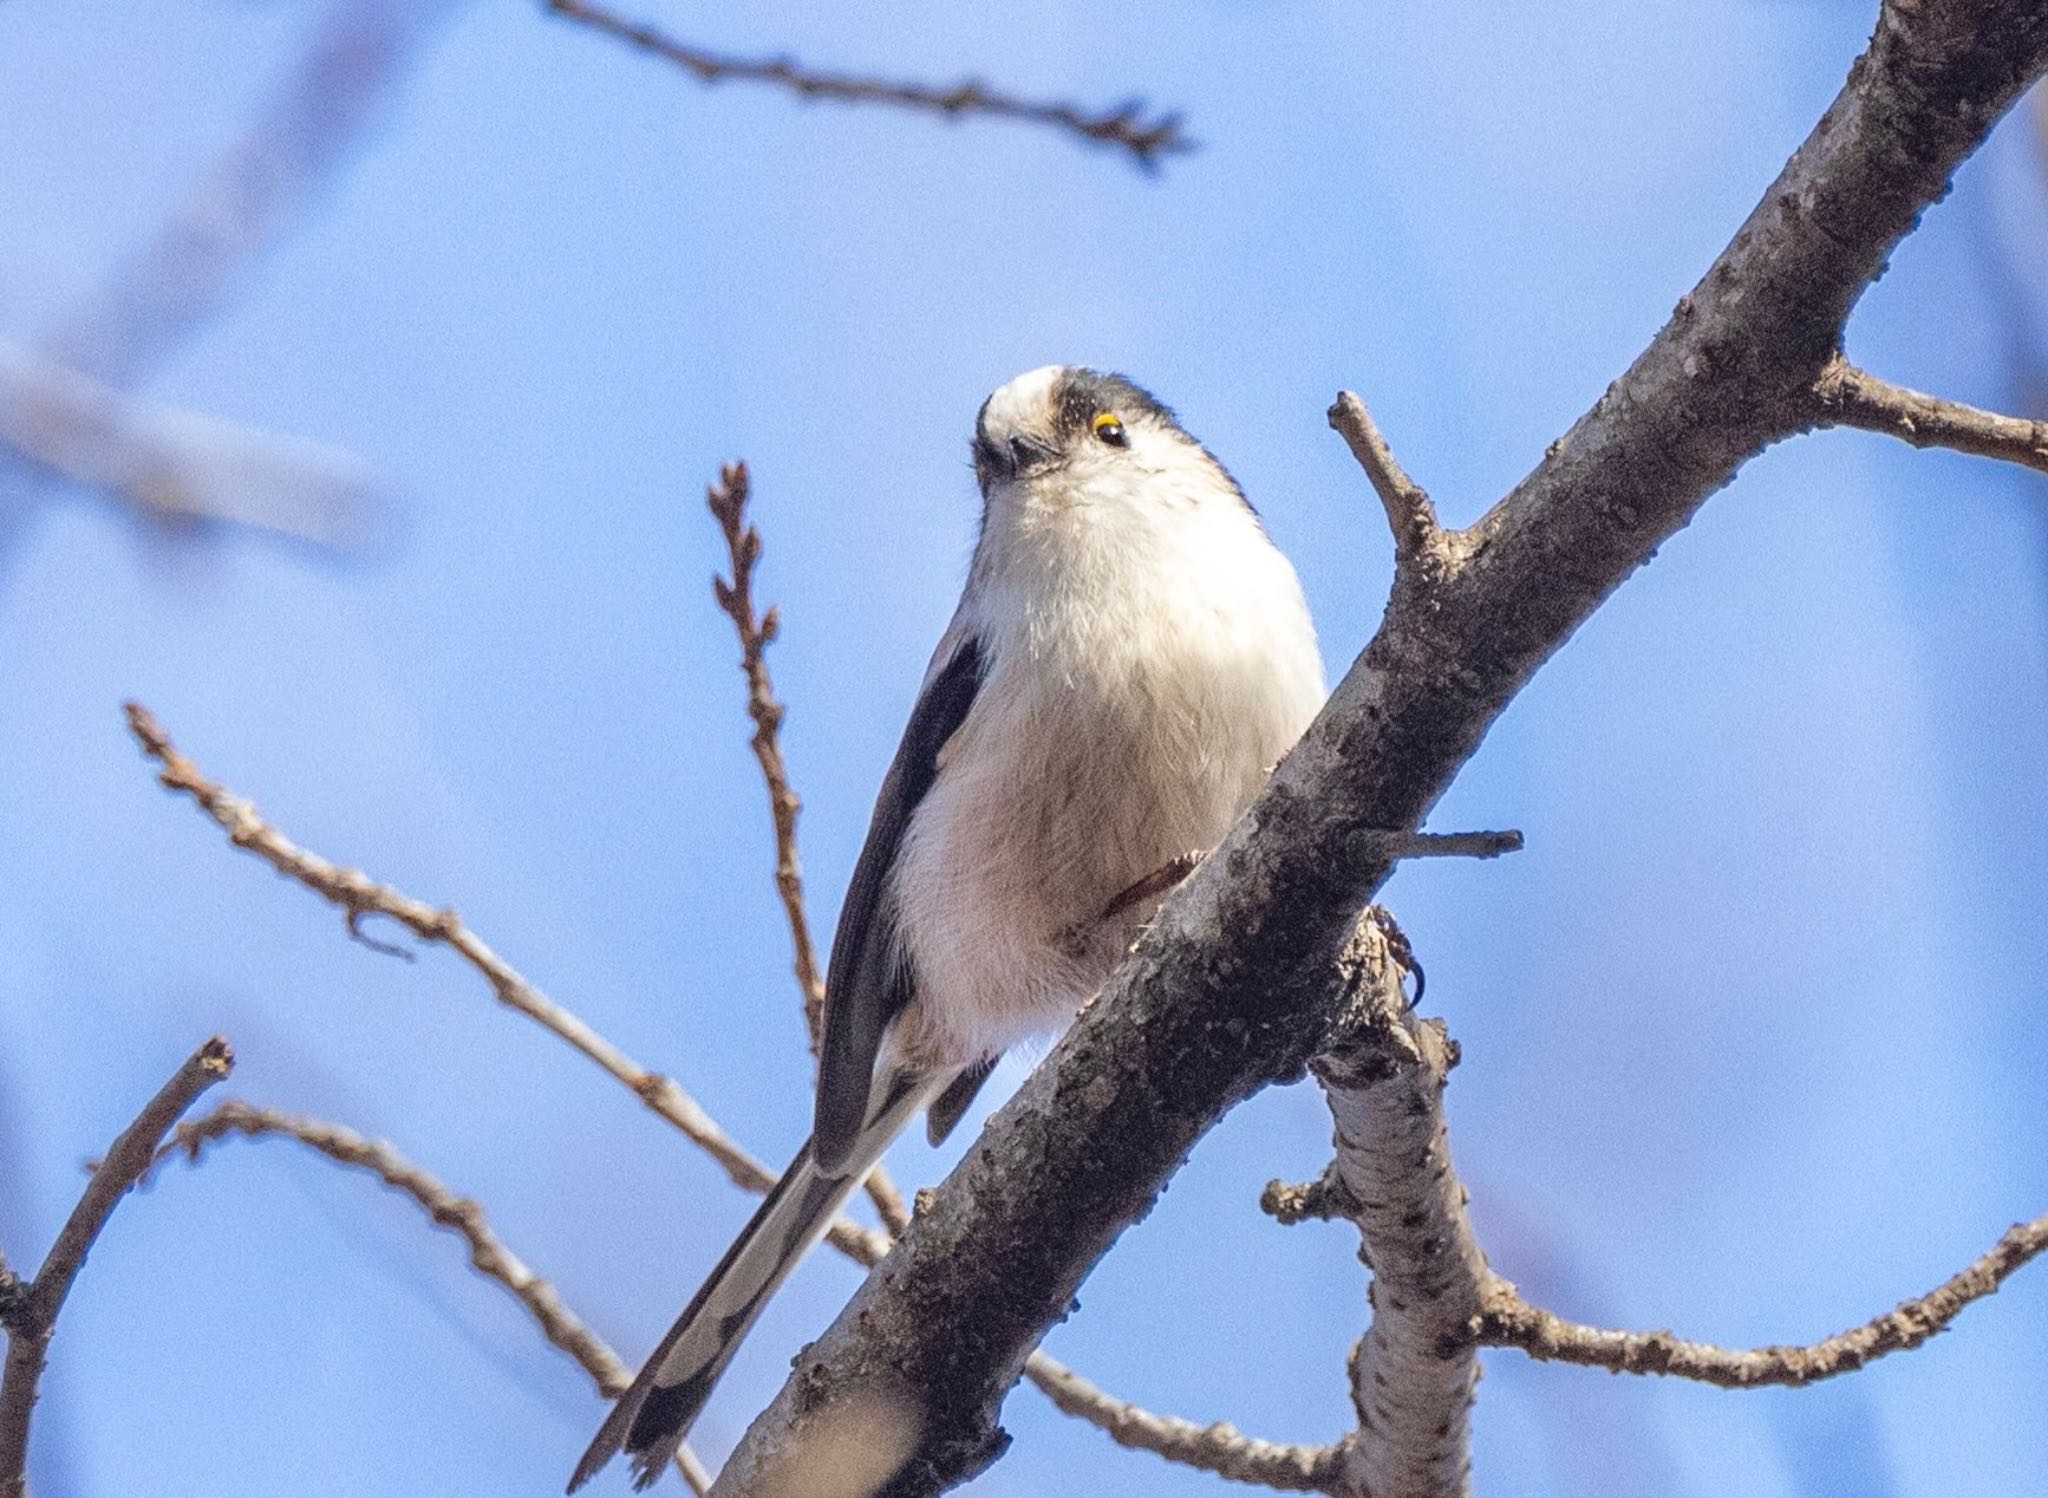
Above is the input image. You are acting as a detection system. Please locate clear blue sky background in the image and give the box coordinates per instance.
[3,2,2046,1495]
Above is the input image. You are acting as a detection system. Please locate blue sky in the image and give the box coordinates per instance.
[3,2,2045,1495]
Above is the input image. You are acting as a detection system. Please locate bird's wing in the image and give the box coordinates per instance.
[814,627,985,1171]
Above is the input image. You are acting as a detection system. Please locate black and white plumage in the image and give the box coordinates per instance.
[570,366,1326,1490]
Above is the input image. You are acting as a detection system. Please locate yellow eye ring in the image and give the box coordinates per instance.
[1093,412,1128,447]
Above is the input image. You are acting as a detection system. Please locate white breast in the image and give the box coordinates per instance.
[886,449,1325,1069]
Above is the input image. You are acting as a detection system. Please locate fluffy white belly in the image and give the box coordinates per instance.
[887,581,1323,1067]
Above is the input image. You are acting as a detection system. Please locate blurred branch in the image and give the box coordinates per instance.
[706,5,2048,1493]
[148,1100,712,1495]
[1475,1211,2048,1388]
[0,341,382,552]
[1810,355,2048,474]
[122,703,1268,1484]
[3,0,455,557]
[0,1037,233,1498]
[543,0,1189,170]
[706,462,912,1236]
[41,0,459,386]
[121,700,889,1268]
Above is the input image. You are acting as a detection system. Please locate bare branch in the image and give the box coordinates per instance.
[708,7,2048,1493]
[1474,1210,2048,1388]
[1311,922,1485,1498]
[1810,355,2048,474]
[1328,392,1443,564]
[543,0,1190,170]
[148,1100,712,1494]
[121,705,1251,1483]
[705,461,911,1236]
[705,463,824,1045]
[122,701,889,1268]
[0,341,383,552]
[0,1038,233,1498]
[1368,829,1524,862]
[1026,1358,1338,1492]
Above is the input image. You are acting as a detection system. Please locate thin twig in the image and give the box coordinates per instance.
[543,0,1190,170]
[1474,1211,2048,1388]
[1329,392,1443,562]
[147,1100,711,1494]
[705,463,824,1046]
[0,1038,234,1498]
[1027,1358,1339,1492]
[122,701,890,1268]
[1811,356,2048,474]
[704,462,910,1236]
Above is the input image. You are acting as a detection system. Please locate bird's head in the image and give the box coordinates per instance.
[971,366,1234,509]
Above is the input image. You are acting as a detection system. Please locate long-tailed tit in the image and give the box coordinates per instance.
[571,366,1326,1489]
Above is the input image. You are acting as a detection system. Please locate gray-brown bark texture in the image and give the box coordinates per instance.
[708,4,2048,1494]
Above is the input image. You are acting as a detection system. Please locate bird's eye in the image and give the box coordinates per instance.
[1093,411,1128,447]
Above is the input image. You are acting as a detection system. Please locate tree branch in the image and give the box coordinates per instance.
[542,0,1189,170]
[1309,922,1485,1498]
[0,1037,234,1498]
[705,462,913,1236]
[147,1100,713,1495]
[1809,354,2048,473]
[1026,1359,1338,1492]
[705,462,825,1047]
[122,705,1272,1485]
[0,341,383,552]
[122,701,890,1268]
[1328,392,1443,565]
[1473,1210,2048,1388]
[707,5,2048,1493]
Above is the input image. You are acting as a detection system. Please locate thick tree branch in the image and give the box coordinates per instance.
[0,1038,233,1498]
[1309,922,1485,1498]
[542,0,1189,170]
[709,6,2048,1494]
[123,706,1262,1485]
[1473,1210,2048,1388]
[148,1101,714,1494]
[1809,355,2048,472]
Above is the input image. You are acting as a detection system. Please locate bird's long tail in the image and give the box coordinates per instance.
[569,1072,938,1492]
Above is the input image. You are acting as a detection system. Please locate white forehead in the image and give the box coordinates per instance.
[979,365,1066,436]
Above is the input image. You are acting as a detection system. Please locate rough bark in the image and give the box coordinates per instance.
[709,5,2048,1493]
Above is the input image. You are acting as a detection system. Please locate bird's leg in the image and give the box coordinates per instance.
[1054,851,1207,961]
[1367,905,1426,1006]
[1099,849,1205,922]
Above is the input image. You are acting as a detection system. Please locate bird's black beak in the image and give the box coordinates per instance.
[978,430,1064,495]
[975,431,1057,493]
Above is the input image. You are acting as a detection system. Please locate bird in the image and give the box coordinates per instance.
[570,365,1327,1490]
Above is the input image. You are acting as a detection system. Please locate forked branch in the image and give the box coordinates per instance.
[0,1038,234,1498]
[124,706,1306,1488]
